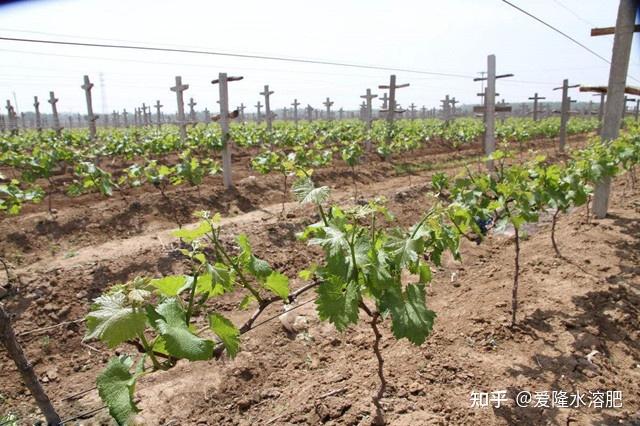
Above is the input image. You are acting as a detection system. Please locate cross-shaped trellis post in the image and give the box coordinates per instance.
[553,79,580,151]
[143,103,152,126]
[212,72,244,189]
[421,106,427,119]
[291,99,300,125]
[111,110,118,128]
[585,100,593,116]
[528,92,546,121]
[360,88,378,151]
[203,108,210,124]
[407,103,416,120]
[323,97,334,120]
[155,100,163,130]
[33,96,42,132]
[440,95,451,122]
[5,101,18,135]
[623,95,635,117]
[48,91,62,136]
[170,76,189,143]
[379,74,409,143]
[338,107,344,120]
[450,97,459,117]
[122,109,129,128]
[134,108,140,127]
[379,92,389,119]
[255,101,263,123]
[81,75,98,139]
[473,54,514,170]
[238,103,246,123]
[306,104,313,122]
[260,85,274,133]
[188,98,197,124]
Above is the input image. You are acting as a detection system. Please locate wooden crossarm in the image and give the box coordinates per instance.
[591,25,640,36]
[579,85,640,96]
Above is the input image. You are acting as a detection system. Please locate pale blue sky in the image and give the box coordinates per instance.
[0,0,637,114]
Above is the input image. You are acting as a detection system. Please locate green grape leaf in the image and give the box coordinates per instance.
[418,263,432,284]
[292,176,330,204]
[153,299,214,361]
[237,234,272,280]
[316,276,360,331]
[380,283,436,346]
[264,271,290,300]
[97,355,139,426]
[308,226,350,257]
[208,313,240,358]
[386,231,423,269]
[196,264,235,297]
[84,293,147,348]
[149,275,188,297]
[239,294,256,310]
[172,221,212,243]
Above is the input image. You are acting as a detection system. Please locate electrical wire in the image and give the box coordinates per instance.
[500,0,640,84]
[500,0,610,63]
[551,0,596,27]
[0,36,474,80]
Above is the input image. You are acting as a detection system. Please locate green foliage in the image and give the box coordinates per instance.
[84,292,147,349]
[97,355,141,426]
[297,178,455,345]
[152,298,215,361]
[208,313,240,357]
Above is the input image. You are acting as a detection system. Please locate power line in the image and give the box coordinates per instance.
[500,0,610,63]
[0,35,474,80]
[551,0,596,27]
[500,0,640,84]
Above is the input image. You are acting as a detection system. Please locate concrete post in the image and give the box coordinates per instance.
[593,0,638,218]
